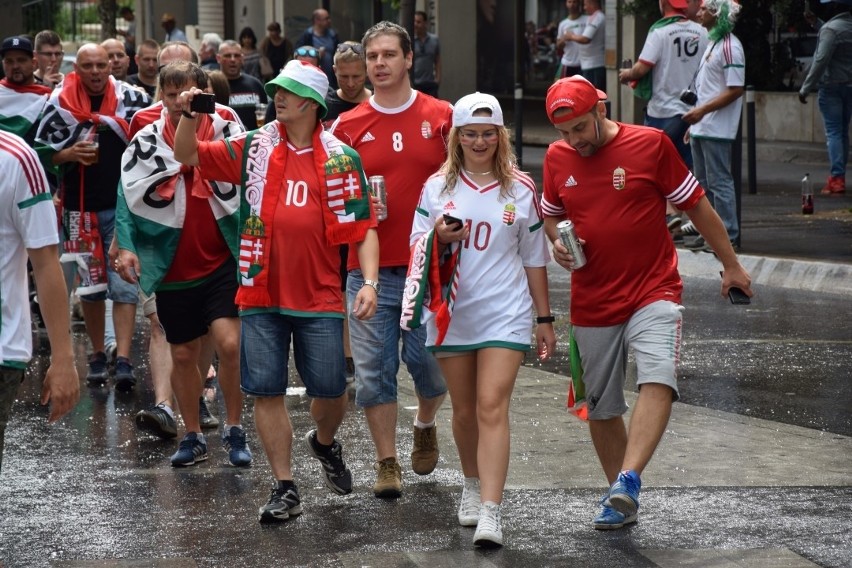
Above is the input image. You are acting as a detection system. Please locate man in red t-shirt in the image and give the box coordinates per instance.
[116,61,251,469]
[174,60,379,523]
[541,76,752,530]
[329,21,452,499]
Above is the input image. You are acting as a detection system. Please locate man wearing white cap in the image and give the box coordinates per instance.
[540,75,751,530]
[173,59,379,523]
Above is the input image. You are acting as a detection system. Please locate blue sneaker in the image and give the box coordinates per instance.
[113,356,136,392]
[594,495,637,530]
[170,432,208,467]
[608,470,641,517]
[86,351,108,385]
[222,426,252,467]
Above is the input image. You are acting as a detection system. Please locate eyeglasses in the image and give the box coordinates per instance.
[295,47,319,58]
[37,51,64,58]
[459,130,499,143]
[336,43,364,55]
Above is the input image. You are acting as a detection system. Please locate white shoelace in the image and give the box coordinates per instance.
[477,502,502,534]
[458,481,481,521]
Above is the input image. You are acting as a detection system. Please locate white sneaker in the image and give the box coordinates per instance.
[473,501,503,547]
[457,478,480,526]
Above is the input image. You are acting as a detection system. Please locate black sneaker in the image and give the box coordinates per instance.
[304,429,352,495]
[86,351,109,385]
[135,403,178,439]
[258,482,302,523]
[199,396,219,429]
[114,356,136,391]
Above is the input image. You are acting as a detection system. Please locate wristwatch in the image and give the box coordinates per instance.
[363,279,380,294]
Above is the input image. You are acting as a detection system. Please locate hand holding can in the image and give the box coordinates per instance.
[556,219,586,270]
[369,175,387,221]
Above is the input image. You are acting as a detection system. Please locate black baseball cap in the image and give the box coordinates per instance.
[0,36,34,57]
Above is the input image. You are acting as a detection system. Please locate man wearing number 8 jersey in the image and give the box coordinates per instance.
[618,0,707,168]
[329,21,452,499]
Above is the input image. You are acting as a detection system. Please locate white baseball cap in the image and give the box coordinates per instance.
[452,92,504,128]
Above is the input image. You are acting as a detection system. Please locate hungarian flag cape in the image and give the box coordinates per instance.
[0,80,52,140]
[236,122,373,308]
[116,108,243,295]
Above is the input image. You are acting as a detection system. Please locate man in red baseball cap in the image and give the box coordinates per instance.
[540,75,752,530]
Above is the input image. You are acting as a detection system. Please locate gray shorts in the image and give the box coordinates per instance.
[572,300,683,420]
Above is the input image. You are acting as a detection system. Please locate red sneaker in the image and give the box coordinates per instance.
[820,175,846,195]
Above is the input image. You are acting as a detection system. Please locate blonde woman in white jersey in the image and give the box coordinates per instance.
[409,93,557,548]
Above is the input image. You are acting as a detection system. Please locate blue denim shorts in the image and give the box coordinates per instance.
[240,312,346,398]
[346,268,447,408]
[78,208,139,304]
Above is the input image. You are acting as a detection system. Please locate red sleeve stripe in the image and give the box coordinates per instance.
[0,133,48,197]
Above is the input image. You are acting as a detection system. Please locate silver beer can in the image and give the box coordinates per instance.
[368,175,387,221]
[556,219,587,269]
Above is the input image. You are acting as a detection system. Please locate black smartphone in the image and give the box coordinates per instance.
[728,286,751,305]
[189,93,216,114]
[443,213,464,229]
[720,272,751,304]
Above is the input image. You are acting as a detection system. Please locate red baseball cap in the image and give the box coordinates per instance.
[668,0,689,8]
[545,75,608,124]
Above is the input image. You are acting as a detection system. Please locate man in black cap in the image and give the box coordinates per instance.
[0,36,52,143]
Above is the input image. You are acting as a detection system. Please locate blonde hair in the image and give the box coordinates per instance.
[440,122,518,200]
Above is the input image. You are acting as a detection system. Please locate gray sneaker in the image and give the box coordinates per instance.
[199,396,219,429]
[135,403,178,439]
[258,482,302,523]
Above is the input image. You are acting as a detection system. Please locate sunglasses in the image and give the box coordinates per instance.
[295,47,319,58]
[336,43,364,55]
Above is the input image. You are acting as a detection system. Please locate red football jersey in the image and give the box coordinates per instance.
[541,123,705,326]
[330,91,452,269]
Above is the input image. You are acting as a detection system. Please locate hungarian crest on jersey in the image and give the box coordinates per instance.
[612,167,626,190]
[420,121,432,139]
[502,203,516,226]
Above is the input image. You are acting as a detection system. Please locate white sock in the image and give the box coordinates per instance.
[464,477,480,491]
[156,402,175,419]
[414,416,435,429]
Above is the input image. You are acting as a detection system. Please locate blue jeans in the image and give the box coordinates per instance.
[240,313,346,398]
[692,137,739,242]
[346,268,446,408]
[645,114,692,169]
[818,84,852,178]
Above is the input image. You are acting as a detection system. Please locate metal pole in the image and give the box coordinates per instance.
[746,85,757,194]
[514,83,523,170]
[733,118,742,249]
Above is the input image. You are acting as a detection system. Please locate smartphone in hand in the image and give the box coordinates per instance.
[720,271,751,304]
[443,213,464,229]
[190,93,216,114]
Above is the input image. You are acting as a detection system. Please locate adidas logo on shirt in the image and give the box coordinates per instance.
[360,132,376,143]
[564,176,578,187]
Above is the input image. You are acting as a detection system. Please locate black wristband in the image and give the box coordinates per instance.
[536,315,556,324]
[181,110,195,119]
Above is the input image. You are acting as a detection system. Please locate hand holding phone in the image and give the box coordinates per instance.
[443,213,464,229]
[720,271,751,304]
[190,93,216,114]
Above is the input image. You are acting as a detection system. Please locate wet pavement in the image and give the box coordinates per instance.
[1,136,851,566]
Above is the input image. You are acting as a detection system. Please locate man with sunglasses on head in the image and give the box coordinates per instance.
[325,41,371,123]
